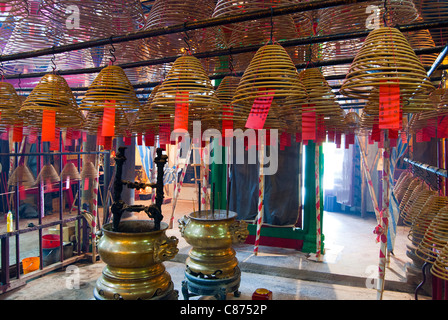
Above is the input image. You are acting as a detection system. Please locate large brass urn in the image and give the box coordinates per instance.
[179,210,248,299]
[94,220,179,300]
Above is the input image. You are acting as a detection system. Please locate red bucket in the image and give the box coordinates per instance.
[43,234,61,249]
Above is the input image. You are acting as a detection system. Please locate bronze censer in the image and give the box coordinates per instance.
[179,183,249,300]
[94,147,179,300]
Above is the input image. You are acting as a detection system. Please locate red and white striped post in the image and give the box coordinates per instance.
[254,138,264,255]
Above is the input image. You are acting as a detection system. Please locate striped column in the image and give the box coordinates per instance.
[315,143,322,260]
[254,139,264,255]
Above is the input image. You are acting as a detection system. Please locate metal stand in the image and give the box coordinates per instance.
[181,267,242,300]
[110,146,166,232]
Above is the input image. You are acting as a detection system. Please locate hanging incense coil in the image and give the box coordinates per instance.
[405,26,438,67]
[131,85,161,134]
[215,76,240,130]
[431,242,448,280]
[398,178,424,213]
[1,2,63,75]
[142,0,224,74]
[60,162,81,181]
[402,188,436,226]
[0,82,23,128]
[394,173,416,202]
[298,68,341,116]
[80,65,140,135]
[408,195,448,247]
[80,65,140,112]
[316,1,418,77]
[8,164,35,188]
[393,170,412,196]
[231,44,307,127]
[149,55,222,131]
[339,27,435,105]
[19,73,84,129]
[34,164,60,185]
[80,162,98,179]
[416,205,448,263]
[227,14,304,72]
[416,0,448,47]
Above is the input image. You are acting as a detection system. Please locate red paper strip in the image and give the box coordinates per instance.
[295,132,302,143]
[19,185,26,199]
[12,122,23,143]
[159,123,171,150]
[28,128,38,144]
[302,105,316,142]
[145,130,155,146]
[400,132,407,144]
[335,132,341,148]
[102,103,116,137]
[137,134,143,146]
[245,89,275,130]
[371,123,380,142]
[49,128,60,151]
[84,177,89,190]
[379,80,400,130]
[124,135,132,146]
[222,105,234,137]
[104,136,112,150]
[174,92,189,132]
[42,110,56,142]
[97,123,105,146]
[327,130,335,143]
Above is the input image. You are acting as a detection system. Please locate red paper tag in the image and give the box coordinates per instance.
[49,128,60,151]
[137,134,143,146]
[19,185,26,199]
[104,136,112,150]
[400,132,407,144]
[245,89,275,130]
[84,177,89,190]
[174,92,189,132]
[379,80,400,130]
[222,105,234,137]
[145,130,155,146]
[327,130,335,143]
[295,132,302,143]
[28,128,38,144]
[102,102,116,137]
[302,105,316,142]
[42,110,56,142]
[159,123,171,150]
[124,135,132,146]
[335,132,341,148]
[12,122,23,143]
[97,123,105,146]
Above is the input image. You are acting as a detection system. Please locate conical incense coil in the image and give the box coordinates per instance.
[227,14,304,71]
[19,73,84,129]
[394,173,416,202]
[131,85,161,134]
[393,170,412,196]
[402,188,436,227]
[339,27,435,103]
[80,65,140,112]
[298,68,341,116]
[408,195,448,247]
[416,0,448,47]
[143,0,225,60]
[405,27,438,67]
[416,205,448,263]
[0,81,23,127]
[232,44,307,125]
[8,165,35,188]
[398,178,424,213]
[60,162,81,181]
[431,243,448,280]
[80,162,98,179]
[149,55,222,128]
[34,164,60,185]
[83,108,132,137]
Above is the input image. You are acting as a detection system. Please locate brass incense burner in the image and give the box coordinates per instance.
[94,147,179,300]
[179,208,248,299]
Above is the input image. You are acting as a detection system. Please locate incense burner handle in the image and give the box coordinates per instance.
[154,236,179,263]
[229,220,249,244]
[178,215,190,236]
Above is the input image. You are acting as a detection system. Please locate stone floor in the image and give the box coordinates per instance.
[0,199,432,301]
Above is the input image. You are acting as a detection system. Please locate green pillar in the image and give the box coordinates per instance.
[210,138,227,210]
[301,141,325,253]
